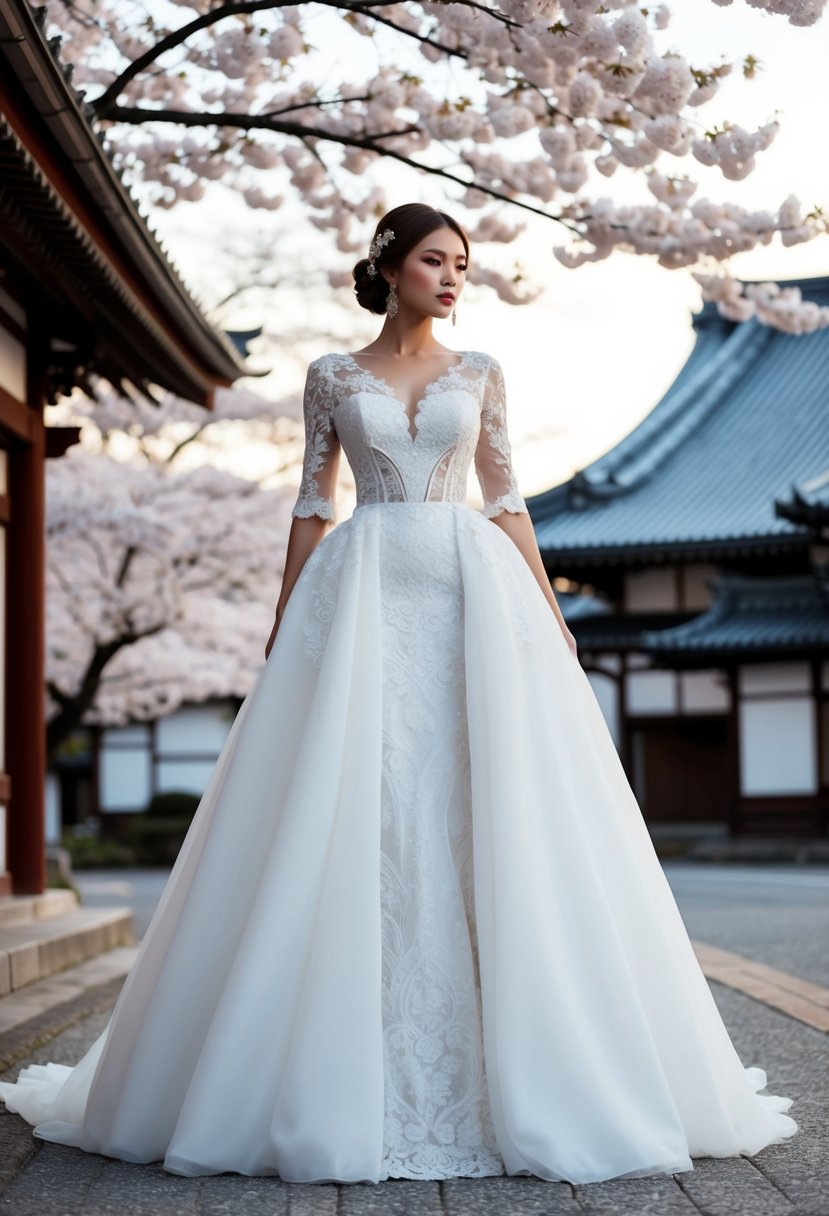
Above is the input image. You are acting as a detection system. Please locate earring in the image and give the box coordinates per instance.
[386,282,399,318]
[452,306,457,327]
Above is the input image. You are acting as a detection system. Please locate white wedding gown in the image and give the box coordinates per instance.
[1,350,797,1183]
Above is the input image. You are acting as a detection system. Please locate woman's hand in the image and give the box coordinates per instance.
[489,511,579,660]
[265,515,331,662]
[264,604,284,661]
[559,622,578,659]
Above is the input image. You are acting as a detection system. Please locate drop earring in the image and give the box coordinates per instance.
[452,306,457,327]
[386,282,399,318]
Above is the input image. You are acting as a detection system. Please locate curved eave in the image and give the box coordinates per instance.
[641,572,829,667]
[644,637,829,669]
[0,0,248,406]
[536,532,812,571]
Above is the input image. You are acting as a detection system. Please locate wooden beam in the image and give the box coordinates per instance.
[0,385,36,443]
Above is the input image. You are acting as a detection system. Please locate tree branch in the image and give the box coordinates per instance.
[103,104,580,231]
[95,0,293,115]
[320,0,473,57]
[46,628,163,764]
[91,0,513,118]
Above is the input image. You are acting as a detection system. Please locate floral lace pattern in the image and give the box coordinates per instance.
[290,350,528,520]
[292,504,508,1177]
[291,358,337,521]
[298,529,350,667]
[374,505,504,1180]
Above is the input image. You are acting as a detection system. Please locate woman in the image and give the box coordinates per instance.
[0,202,797,1184]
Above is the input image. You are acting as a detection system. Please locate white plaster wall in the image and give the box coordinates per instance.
[99,703,237,810]
[739,698,817,795]
[157,759,221,794]
[625,567,677,611]
[99,723,152,812]
[739,662,811,696]
[627,669,677,715]
[682,564,718,611]
[593,651,622,674]
[680,670,730,713]
[0,325,25,401]
[156,703,235,754]
[586,670,621,749]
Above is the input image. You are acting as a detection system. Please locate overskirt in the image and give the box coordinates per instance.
[0,502,797,1183]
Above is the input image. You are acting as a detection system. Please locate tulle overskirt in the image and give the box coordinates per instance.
[0,503,797,1182]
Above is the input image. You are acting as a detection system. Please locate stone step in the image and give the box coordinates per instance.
[0,905,135,996]
[0,888,80,929]
[0,945,139,1037]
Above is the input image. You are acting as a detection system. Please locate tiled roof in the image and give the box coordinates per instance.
[573,611,700,653]
[641,571,829,663]
[0,0,247,404]
[775,466,829,528]
[528,277,829,567]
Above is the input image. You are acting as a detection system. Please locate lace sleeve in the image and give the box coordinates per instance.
[474,356,528,519]
[291,357,341,521]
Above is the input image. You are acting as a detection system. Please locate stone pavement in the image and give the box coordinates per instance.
[0,969,827,1216]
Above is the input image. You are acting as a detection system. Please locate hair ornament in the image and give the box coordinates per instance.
[366,227,395,278]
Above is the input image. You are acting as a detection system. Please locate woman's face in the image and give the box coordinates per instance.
[387,228,468,319]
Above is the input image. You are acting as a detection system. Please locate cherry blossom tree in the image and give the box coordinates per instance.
[40,0,828,330]
[44,382,313,762]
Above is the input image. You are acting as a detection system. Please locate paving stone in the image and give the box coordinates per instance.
[750,1145,829,1216]
[0,1109,40,1191]
[86,1158,200,1214]
[674,1157,795,1216]
[0,1142,104,1214]
[572,1175,699,1214]
[284,1182,339,1214]
[338,1179,443,1215]
[198,1176,290,1215]
[442,1175,579,1214]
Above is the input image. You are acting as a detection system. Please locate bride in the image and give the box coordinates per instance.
[0,201,797,1184]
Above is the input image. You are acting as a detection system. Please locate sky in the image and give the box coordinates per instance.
[140,0,829,499]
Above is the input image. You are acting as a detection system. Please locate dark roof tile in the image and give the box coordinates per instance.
[529,276,829,563]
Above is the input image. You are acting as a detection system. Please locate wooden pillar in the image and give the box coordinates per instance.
[726,666,741,837]
[5,366,46,894]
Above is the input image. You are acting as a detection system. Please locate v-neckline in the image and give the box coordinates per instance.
[342,350,468,442]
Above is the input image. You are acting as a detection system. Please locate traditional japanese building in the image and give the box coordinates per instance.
[0,0,247,896]
[528,277,829,836]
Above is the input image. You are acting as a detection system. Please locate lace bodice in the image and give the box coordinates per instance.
[291,350,528,521]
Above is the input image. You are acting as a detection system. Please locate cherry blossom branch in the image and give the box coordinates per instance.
[92,0,495,118]
[103,103,583,231]
[94,0,294,115]
[42,0,829,328]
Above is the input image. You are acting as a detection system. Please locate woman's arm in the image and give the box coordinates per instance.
[265,514,332,659]
[265,357,340,660]
[474,356,577,658]
[490,510,578,658]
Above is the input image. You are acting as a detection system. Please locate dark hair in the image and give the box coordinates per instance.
[352,203,470,315]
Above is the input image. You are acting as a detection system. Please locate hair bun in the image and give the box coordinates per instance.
[352,257,390,315]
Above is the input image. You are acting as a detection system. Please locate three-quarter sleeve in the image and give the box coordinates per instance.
[474,356,529,519]
[291,357,340,521]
